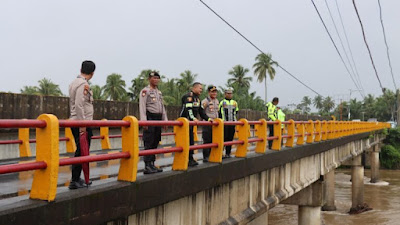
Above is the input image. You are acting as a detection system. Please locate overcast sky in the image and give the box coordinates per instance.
[0,0,399,107]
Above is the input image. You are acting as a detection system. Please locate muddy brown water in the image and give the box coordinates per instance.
[268,169,400,225]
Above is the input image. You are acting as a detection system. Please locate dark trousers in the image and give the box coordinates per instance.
[202,126,212,159]
[268,124,274,149]
[224,125,235,155]
[71,127,93,182]
[189,126,195,161]
[143,112,162,163]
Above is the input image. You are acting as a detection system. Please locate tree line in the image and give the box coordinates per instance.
[17,52,397,122]
[287,91,397,122]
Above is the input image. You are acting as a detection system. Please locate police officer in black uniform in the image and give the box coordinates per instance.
[180,82,212,167]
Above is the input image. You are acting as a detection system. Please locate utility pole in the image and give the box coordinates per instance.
[339,99,343,121]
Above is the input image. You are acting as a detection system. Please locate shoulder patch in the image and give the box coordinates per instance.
[141,90,147,97]
[203,102,207,108]
[83,84,90,95]
[187,97,192,102]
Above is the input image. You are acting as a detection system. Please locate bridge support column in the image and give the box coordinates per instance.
[370,144,380,183]
[322,169,336,211]
[298,206,320,225]
[350,154,370,213]
[281,180,323,225]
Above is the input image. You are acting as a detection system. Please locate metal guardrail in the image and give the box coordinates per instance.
[0,114,390,201]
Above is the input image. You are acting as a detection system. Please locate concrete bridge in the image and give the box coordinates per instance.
[0,115,388,225]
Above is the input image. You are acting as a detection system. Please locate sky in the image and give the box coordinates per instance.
[0,0,399,108]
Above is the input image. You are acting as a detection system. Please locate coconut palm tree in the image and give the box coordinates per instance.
[20,86,39,95]
[313,95,324,113]
[178,70,197,93]
[299,96,312,114]
[227,65,252,88]
[91,85,105,100]
[35,78,63,96]
[322,96,335,114]
[102,73,127,101]
[253,53,278,103]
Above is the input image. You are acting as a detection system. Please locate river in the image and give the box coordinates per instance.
[268,169,400,225]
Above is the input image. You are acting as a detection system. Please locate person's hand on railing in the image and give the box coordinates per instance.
[208,118,214,122]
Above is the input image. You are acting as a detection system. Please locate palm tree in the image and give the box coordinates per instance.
[313,95,324,113]
[91,85,104,100]
[20,86,39,95]
[227,65,252,88]
[37,78,63,96]
[178,70,197,93]
[322,96,335,114]
[102,73,127,101]
[300,96,312,114]
[253,53,278,103]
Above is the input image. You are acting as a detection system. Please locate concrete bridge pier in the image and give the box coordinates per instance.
[370,144,381,183]
[282,180,324,225]
[322,169,336,211]
[351,154,364,211]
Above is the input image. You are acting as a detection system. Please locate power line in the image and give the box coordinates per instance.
[324,0,364,95]
[377,0,397,90]
[197,0,322,97]
[352,0,385,93]
[310,0,364,98]
[334,0,365,96]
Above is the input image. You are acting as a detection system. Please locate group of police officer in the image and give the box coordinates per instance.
[139,72,241,173]
[68,63,284,182]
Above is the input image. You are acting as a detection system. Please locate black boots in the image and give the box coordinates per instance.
[188,159,199,167]
[69,178,92,189]
[144,162,163,174]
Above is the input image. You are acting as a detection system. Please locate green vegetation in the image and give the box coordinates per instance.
[253,53,278,103]
[20,78,63,96]
[381,127,400,169]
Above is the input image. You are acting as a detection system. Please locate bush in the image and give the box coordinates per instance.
[380,145,400,169]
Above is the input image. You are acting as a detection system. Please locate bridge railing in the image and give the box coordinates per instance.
[0,114,389,201]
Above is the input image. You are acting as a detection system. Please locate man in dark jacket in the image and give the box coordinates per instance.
[180,82,212,166]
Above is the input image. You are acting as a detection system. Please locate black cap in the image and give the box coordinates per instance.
[208,85,217,92]
[149,71,160,78]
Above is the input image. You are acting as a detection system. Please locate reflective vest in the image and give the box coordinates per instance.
[266,102,277,121]
[277,109,285,128]
[219,98,239,121]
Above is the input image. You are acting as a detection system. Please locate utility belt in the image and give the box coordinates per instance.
[146,111,162,120]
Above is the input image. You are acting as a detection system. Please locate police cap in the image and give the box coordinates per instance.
[149,71,160,78]
[208,85,217,92]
